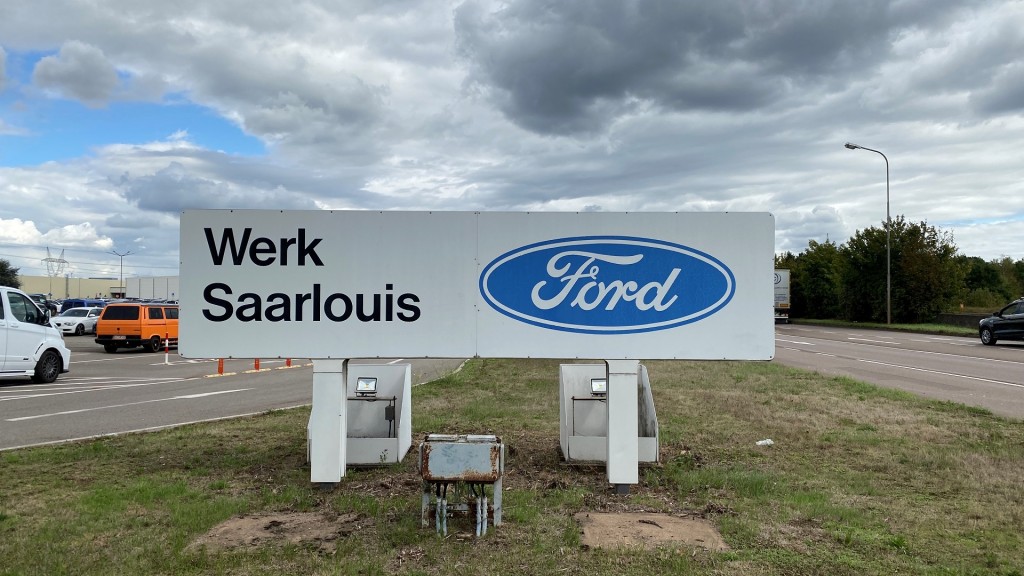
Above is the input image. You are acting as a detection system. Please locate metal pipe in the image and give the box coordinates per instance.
[476,488,482,537]
[482,492,488,536]
[441,483,448,536]
[441,497,447,536]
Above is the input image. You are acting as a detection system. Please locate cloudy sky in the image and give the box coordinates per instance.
[2,0,1023,280]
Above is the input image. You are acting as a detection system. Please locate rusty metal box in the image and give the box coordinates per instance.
[419,434,503,482]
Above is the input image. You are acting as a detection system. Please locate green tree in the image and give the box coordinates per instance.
[994,257,1024,300]
[0,259,21,288]
[838,224,887,322]
[958,256,1011,308]
[839,217,962,323]
[793,239,842,319]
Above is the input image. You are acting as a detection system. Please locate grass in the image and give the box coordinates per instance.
[791,318,977,337]
[2,358,1023,575]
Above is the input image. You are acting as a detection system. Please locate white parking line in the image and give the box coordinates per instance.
[0,403,312,452]
[71,356,149,364]
[151,359,217,366]
[0,377,189,402]
[6,389,251,421]
[169,389,250,400]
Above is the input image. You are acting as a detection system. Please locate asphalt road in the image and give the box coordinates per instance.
[3,324,1022,451]
[0,336,464,451]
[774,323,1024,419]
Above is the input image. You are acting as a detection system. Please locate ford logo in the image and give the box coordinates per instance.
[479,236,735,334]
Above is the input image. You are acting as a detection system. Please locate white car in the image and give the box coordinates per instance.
[1,286,71,383]
[52,306,104,336]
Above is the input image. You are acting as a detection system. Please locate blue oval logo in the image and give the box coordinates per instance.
[479,236,735,334]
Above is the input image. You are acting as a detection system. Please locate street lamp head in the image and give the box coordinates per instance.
[844,142,860,150]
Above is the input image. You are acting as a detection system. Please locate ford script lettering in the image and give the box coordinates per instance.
[479,236,735,334]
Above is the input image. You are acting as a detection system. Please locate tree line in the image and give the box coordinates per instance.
[776,216,1024,323]
[5,222,1023,326]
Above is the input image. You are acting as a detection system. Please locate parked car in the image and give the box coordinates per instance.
[979,298,1024,345]
[0,286,71,383]
[95,302,179,353]
[59,298,107,314]
[52,306,104,336]
[28,293,58,316]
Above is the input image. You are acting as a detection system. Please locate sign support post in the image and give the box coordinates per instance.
[606,359,640,493]
[310,359,349,485]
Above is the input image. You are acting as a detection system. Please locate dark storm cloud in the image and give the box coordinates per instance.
[970,62,1024,115]
[453,0,976,135]
[184,43,388,157]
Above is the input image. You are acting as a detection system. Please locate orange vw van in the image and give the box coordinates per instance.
[94,303,179,353]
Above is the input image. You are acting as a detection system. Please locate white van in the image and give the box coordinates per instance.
[0,286,71,383]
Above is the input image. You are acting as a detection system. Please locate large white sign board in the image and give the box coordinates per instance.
[180,211,774,360]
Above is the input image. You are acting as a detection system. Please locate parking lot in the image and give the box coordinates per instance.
[5,323,1023,451]
[0,334,462,450]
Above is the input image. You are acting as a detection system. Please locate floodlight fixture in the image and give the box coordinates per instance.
[591,378,607,396]
[356,377,377,397]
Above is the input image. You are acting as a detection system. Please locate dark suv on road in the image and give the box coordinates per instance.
[979,298,1024,345]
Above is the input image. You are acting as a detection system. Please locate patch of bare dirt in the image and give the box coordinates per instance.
[387,546,427,571]
[575,512,728,552]
[187,512,372,554]
[187,433,730,556]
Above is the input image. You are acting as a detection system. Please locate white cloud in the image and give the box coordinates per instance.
[40,222,113,248]
[0,214,114,251]
[32,41,119,105]
[0,218,45,244]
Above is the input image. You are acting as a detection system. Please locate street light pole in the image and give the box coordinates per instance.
[844,142,891,325]
[109,249,133,299]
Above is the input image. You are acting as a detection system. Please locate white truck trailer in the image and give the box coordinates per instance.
[774,269,790,324]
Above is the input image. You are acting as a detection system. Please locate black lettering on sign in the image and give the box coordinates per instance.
[203,228,324,266]
[202,282,234,321]
[397,294,421,322]
[201,283,422,323]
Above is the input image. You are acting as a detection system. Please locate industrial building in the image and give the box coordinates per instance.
[15,275,180,301]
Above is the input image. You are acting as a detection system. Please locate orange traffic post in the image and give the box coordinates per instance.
[254,358,260,371]
[218,358,224,375]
